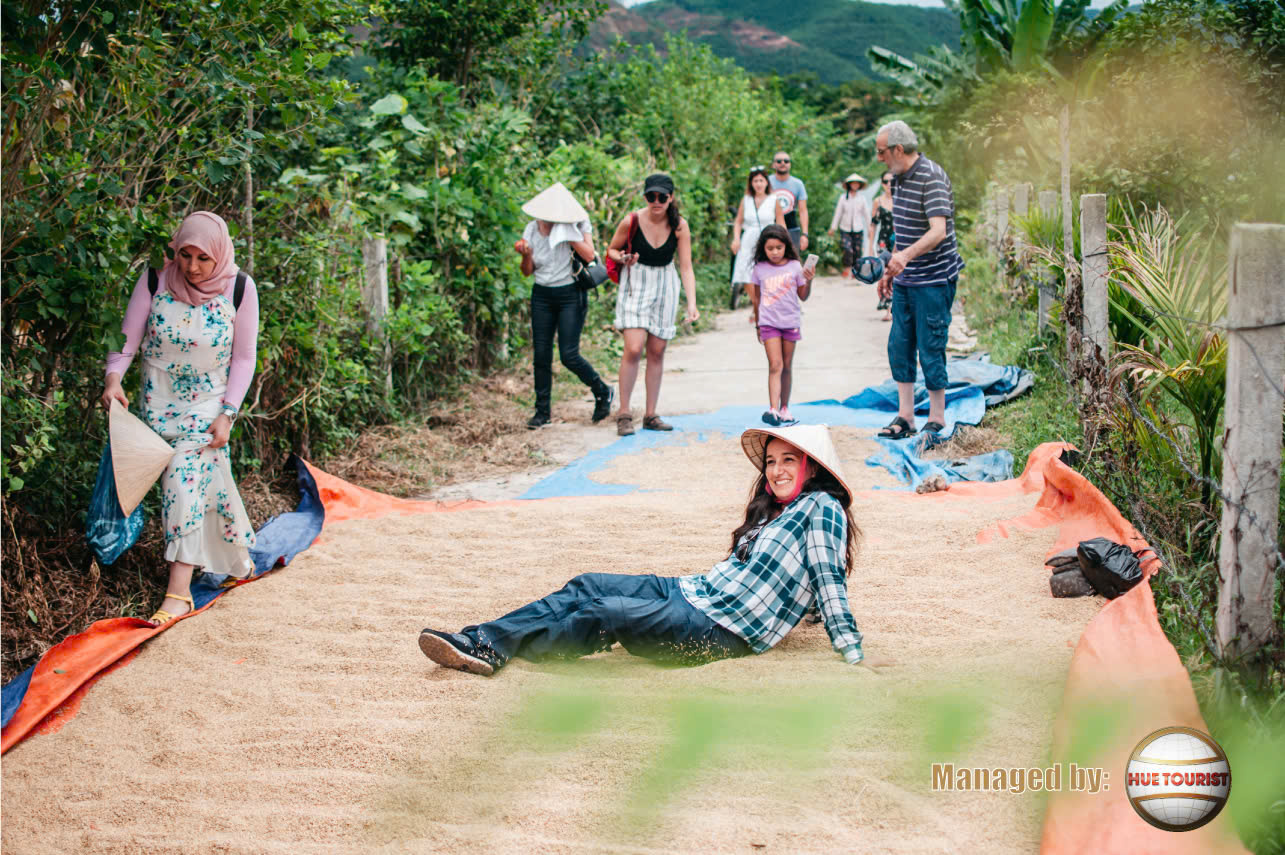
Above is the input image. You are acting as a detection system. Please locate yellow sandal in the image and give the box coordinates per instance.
[149,592,195,625]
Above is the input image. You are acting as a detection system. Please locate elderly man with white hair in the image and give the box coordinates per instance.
[873,119,964,440]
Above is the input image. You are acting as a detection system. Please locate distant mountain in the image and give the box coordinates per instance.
[589,0,961,85]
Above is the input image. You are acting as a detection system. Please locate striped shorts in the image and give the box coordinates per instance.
[614,261,680,340]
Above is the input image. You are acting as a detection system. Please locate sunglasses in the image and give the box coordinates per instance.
[751,165,767,173]
[882,178,893,184]
[645,191,670,203]
[774,158,790,164]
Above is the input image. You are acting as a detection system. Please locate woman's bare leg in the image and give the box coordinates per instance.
[617,328,648,414]
[643,333,667,418]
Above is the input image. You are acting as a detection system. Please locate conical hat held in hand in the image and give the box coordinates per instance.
[109,400,176,516]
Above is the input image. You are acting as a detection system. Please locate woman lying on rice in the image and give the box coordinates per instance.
[417,424,892,675]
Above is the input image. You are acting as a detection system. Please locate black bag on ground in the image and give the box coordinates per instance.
[1076,537,1144,599]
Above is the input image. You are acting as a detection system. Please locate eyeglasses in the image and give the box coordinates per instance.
[774,158,790,163]
[645,191,670,203]
[875,146,890,156]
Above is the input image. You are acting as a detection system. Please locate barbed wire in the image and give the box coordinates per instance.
[999,245,1284,660]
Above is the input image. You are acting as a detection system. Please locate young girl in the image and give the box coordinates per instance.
[748,224,814,427]
[416,424,891,675]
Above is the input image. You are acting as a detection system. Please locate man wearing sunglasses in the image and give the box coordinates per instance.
[769,151,809,253]
[873,120,964,442]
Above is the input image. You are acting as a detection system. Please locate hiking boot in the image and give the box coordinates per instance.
[592,383,614,424]
[527,412,550,430]
[418,629,502,676]
[616,412,635,436]
[642,415,673,431]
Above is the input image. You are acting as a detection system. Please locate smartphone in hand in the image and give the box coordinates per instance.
[803,254,819,273]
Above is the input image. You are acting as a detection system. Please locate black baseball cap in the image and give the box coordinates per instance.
[643,173,674,195]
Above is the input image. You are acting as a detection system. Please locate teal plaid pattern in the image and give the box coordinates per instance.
[679,491,865,664]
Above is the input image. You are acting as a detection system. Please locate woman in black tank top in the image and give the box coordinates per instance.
[605,173,700,437]
[630,225,678,267]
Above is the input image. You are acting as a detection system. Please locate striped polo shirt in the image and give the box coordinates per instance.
[891,154,964,286]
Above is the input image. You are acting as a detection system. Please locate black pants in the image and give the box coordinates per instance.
[531,283,602,416]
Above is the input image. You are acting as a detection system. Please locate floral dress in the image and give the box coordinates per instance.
[140,289,255,577]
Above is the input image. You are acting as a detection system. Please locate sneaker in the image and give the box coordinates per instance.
[761,410,781,426]
[527,412,550,430]
[418,629,501,676]
[778,409,799,426]
[591,384,614,424]
[616,412,635,436]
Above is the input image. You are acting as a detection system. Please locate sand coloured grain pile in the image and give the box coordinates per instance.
[1,429,1101,853]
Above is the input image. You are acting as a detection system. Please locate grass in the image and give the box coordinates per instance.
[958,231,1285,855]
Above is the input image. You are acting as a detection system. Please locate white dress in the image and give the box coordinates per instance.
[733,194,781,285]
[140,289,255,577]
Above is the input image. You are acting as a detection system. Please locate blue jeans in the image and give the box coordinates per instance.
[462,573,750,670]
[531,283,603,416]
[887,278,957,391]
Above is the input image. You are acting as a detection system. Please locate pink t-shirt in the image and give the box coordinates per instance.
[105,270,260,410]
[751,259,806,330]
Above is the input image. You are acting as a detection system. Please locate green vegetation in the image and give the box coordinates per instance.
[0,0,849,678]
[600,0,960,84]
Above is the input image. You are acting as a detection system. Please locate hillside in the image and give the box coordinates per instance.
[590,0,961,84]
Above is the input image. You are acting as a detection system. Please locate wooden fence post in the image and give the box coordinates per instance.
[1215,223,1285,659]
[1079,194,1109,370]
[1013,183,1030,266]
[362,234,392,395]
[1037,190,1059,332]
[996,186,1009,251]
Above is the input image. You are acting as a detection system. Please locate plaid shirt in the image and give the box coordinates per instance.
[679,491,865,664]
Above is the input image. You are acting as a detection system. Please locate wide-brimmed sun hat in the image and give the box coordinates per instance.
[842,173,868,188]
[740,424,851,503]
[521,182,591,224]
[109,400,176,515]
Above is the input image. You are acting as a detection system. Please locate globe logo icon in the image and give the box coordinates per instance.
[1126,727,1231,832]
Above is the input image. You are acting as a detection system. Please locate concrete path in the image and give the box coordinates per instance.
[429,274,891,501]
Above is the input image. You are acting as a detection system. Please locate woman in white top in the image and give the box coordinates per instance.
[730,166,786,298]
[515,183,614,429]
[827,173,871,278]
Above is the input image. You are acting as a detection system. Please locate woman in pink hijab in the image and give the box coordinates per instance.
[101,212,261,624]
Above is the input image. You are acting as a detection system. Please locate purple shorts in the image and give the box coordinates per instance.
[758,325,801,342]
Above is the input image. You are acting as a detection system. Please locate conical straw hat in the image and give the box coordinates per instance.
[842,173,868,187]
[109,399,175,516]
[740,424,851,503]
[521,182,590,224]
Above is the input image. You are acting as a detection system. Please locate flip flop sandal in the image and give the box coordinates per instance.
[149,592,195,625]
[877,416,916,440]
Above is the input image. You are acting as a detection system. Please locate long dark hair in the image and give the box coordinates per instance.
[728,461,861,577]
[754,224,799,264]
[746,167,769,198]
[663,195,681,232]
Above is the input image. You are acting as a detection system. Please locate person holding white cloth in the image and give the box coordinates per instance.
[827,173,872,277]
[515,182,615,430]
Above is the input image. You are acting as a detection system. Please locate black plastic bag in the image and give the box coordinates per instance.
[1076,537,1144,599]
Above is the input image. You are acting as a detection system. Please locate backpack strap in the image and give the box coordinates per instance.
[147,268,158,296]
[233,270,247,310]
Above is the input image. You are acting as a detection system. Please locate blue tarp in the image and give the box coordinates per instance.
[521,356,1032,500]
[1,455,326,730]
